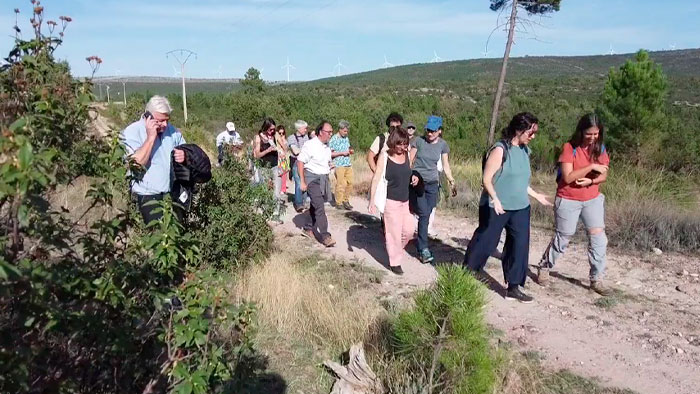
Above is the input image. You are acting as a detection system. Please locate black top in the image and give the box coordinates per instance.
[258,134,278,168]
[385,154,412,202]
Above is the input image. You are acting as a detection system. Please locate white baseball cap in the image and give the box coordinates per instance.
[226,121,236,132]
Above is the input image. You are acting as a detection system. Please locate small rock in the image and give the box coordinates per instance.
[676,285,688,293]
[642,311,650,317]
[328,284,335,290]
[652,247,663,255]
[690,273,699,278]
[678,270,689,276]
[676,348,685,354]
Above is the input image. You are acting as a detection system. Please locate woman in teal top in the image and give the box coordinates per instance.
[464,112,552,303]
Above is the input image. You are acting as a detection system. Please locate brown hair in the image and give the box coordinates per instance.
[276,124,286,136]
[386,126,409,155]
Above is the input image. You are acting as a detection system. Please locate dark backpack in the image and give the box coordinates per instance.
[481,139,510,171]
[555,144,606,183]
[373,134,386,164]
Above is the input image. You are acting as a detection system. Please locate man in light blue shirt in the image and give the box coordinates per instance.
[120,95,186,223]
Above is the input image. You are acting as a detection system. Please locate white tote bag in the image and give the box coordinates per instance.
[373,154,389,213]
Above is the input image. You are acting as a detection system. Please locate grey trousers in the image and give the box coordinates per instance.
[540,194,607,281]
[305,176,330,238]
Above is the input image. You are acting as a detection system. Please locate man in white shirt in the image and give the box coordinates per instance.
[297,120,335,247]
[215,121,243,166]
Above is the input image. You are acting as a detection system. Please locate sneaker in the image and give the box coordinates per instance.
[322,235,336,247]
[390,266,404,275]
[419,249,434,264]
[301,228,315,239]
[342,201,353,211]
[294,206,304,213]
[537,267,550,286]
[505,287,534,303]
[590,280,614,296]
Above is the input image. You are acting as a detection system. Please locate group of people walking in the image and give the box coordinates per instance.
[124,95,613,304]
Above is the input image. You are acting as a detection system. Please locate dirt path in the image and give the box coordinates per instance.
[275,194,700,394]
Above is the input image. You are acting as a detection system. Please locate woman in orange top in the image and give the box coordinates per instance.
[538,113,612,295]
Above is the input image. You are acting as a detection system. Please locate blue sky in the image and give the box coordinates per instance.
[1,0,698,81]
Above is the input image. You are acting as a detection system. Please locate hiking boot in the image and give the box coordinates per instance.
[294,205,304,213]
[590,280,614,296]
[505,287,534,303]
[419,249,434,264]
[390,265,404,275]
[301,228,315,240]
[537,267,550,286]
[322,235,336,247]
[342,201,353,211]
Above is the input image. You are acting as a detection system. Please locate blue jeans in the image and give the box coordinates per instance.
[464,204,531,288]
[411,181,440,252]
[291,162,307,208]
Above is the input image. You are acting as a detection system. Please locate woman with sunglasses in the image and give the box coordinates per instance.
[463,112,552,303]
[369,127,418,275]
[253,117,283,221]
[409,115,457,264]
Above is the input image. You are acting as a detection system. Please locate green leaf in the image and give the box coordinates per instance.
[9,117,27,132]
[175,380,193,394]
[24,317,36,327]
[18,143,33,170]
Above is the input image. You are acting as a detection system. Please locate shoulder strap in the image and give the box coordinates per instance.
[379,134,386,151]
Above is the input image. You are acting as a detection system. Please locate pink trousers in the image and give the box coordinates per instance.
[383,199,415,267]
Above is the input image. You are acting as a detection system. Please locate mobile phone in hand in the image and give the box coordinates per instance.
[143,111,153,120]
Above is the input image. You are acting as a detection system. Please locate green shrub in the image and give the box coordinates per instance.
[0,5,265,392]
[391,266,496,393]
[189,155,275,270]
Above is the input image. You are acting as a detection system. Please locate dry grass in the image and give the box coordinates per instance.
[232,251,384,351]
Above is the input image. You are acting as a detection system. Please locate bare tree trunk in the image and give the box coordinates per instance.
[487,0,519,145]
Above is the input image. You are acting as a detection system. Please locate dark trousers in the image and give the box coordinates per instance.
[217,145,224,165]
[135,193,185,225]
[464,204,531,288]
[410,180,440,251]
[305,179,330,238]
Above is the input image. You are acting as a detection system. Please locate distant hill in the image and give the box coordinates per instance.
[311,49,700,84]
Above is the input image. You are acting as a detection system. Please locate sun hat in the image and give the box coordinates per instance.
[406,121,416,129]
[226,121,236,132]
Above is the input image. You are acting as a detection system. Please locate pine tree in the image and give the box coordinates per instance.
[486,0,561,145]
[598,50,668,163]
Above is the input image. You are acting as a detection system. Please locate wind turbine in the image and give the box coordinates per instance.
[215,65,223,78]
[381,55,394,69]
[670,43,677,50]
[333,57,346,76]
[431,50,443,63]
[607,44,615,55]
[281,57,296,82]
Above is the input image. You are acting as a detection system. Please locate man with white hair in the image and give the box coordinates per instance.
[215,121,243,166]
[120,95,186,224]
[288,119,310,212]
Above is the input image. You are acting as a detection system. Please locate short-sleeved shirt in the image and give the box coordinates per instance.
[411,136,449,184]
[480,142,531,211]
[288,133,309,158]
[369,132,390,155]
[557,142,610,201]
[328,133,351,167]
[121,119,185,195]
[298,137,331,175]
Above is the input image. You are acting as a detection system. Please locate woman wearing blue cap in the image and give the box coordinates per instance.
[409,115,457,264]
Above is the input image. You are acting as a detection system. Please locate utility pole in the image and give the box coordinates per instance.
[166,49,197,124]
[105,85,110,104]
[98,83,103,101]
